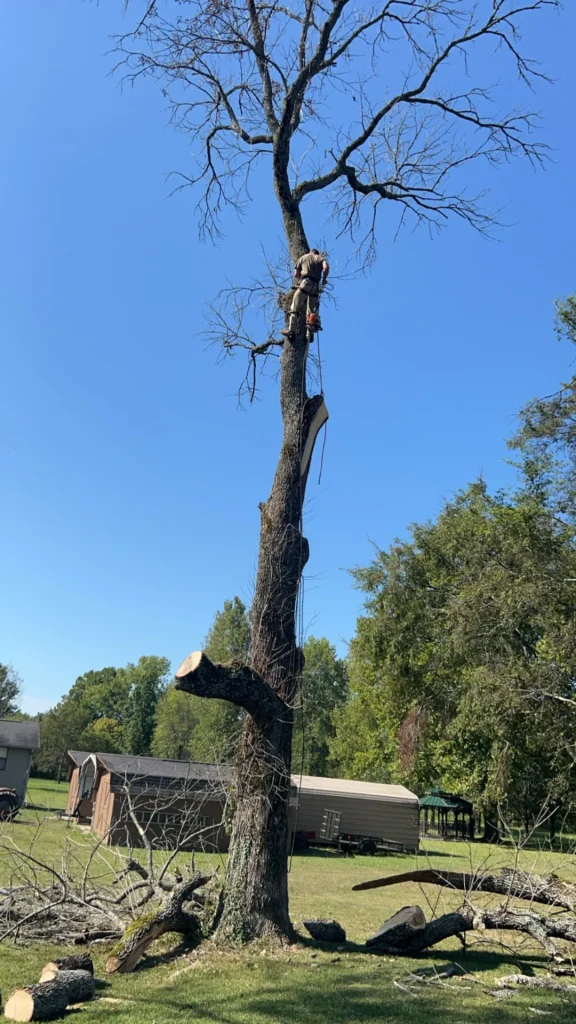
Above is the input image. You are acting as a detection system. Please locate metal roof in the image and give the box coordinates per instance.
[419,787,473,811]
[0,719,40,750]
[296,774,419,805]
[68,751,91,766]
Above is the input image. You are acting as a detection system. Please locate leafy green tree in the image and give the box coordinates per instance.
[0,664,21,717]
[510,294,576,519]
[152,686,198,761]
[65,667,130,723]
[35,701,93,779]
[124,656,171,756]
[81,717,125,754]
[292,637,349,776]
[332,478,576,827]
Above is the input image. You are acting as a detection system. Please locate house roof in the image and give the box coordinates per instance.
[0,719,40,750]
[419,787,473,811]
[296,774,419,805]
[68,751,91,766]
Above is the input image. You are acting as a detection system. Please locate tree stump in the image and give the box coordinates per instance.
[39,954,93,980]
[303,919,346,943]
[366,905,427,951]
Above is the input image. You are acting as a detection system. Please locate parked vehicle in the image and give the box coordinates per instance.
[0,787,20,821]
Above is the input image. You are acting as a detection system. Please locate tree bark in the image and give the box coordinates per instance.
[352,867,576,913]
[33,972,94,1004]
[3,971,96,1024]
[40,954,93,979]
[365,903,576,957]
[105,873,209,974]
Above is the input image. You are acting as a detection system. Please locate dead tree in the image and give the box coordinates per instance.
[117,0,559,943]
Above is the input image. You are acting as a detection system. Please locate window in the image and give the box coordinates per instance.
[0,747,7,771]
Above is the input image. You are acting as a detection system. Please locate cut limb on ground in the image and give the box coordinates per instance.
[356,868,576,959]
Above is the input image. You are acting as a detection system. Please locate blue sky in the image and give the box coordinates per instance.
[2,2,575,714]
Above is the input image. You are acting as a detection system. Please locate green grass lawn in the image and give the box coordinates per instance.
[1,817,576,1022]
[25,777,70,810]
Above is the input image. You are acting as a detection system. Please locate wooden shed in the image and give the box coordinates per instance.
[293,775,420,853]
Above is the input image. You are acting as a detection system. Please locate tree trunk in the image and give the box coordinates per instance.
[174,196,326,941]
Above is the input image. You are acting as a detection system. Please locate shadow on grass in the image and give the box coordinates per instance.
[119,955,571,1024]
[299,847,463,861]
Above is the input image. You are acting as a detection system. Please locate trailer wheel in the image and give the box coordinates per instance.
[359,839,377,856]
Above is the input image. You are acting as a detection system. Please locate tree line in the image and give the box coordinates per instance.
[18,597,348,781]
[4,298,576,827]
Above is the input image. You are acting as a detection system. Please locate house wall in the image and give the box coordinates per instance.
[295,791,419,852]
[0,747,33,804]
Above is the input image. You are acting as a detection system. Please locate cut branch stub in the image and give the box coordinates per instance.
[175,651,286,722]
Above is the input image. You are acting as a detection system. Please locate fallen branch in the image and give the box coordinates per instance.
[105,873,210,974]
[497,973,576,993]
[353,868,576,913]
[366,904,576,957]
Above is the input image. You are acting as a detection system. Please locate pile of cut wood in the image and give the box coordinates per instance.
[1,954,95,1021]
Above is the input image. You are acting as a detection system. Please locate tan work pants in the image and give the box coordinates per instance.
[288,281,319,332]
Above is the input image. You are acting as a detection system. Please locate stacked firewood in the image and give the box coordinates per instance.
[2,954,95,1021]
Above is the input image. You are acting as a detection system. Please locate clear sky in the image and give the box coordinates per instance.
[2,2,575,714]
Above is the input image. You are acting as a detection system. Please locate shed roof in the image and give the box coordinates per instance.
[297,774,418,805]
[68,751,91,766]
[419,787,473,811]
[0,719,40,750]
[94,752,233,785]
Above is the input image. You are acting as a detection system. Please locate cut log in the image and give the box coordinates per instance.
[303,919,346,943]
[40,954,93,980]
[4,981,70,1022]
[366,905,427,951]
[105,873,210,974]
[34,972,94,1003]
[352,868,576,913]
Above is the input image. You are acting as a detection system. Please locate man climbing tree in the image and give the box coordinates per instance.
[281,249,329,339]
[118,0,560,944]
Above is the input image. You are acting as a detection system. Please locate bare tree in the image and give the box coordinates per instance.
[115,0,560,943]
